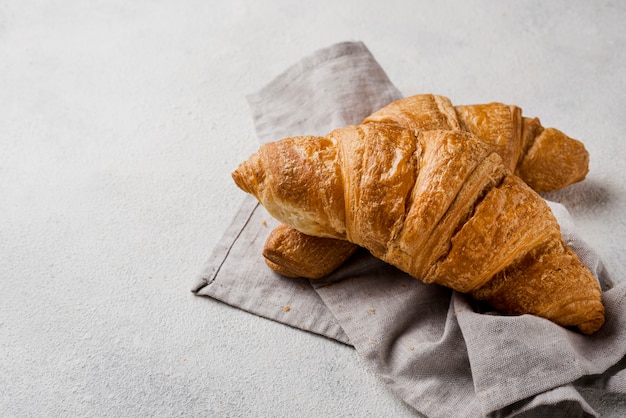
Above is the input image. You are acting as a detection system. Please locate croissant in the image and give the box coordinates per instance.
[232,123,604,334]
[262,94,590,279]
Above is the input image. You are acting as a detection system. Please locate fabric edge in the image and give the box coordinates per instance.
[191,195,259,294]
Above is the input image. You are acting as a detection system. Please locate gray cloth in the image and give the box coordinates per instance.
[193,41,626,418]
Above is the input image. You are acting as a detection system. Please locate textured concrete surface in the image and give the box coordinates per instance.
[1,1,625,416]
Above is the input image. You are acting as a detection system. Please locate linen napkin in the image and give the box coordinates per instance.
[193,41,626,417]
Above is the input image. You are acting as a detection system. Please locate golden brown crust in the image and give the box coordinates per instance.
[365,94,589,191]
[414,152,508,283]
[334,124,418,256]
[233,122,605,333]
[363,94,460,132]
[520,117,544,160]
[426,175,560,292]
[384,130,495,276]
[232,135,346,239]
[515,127,589,192]
[454,103,523,172]
[472,239,604,334]
[263,223,358,279]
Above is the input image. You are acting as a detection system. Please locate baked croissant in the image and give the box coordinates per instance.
[232,123,604,334]
[262,94,589,279]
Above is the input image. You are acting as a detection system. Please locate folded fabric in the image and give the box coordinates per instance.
[193,41,401,344]
[193,41,626,418]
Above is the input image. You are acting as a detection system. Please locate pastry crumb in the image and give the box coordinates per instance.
[283,305,291,312]
[409,345,415,351]
[368,307,376,314]
[261,219,268,227]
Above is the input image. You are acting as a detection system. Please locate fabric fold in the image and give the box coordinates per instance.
[247,41,402,143]
[193,197,350,344]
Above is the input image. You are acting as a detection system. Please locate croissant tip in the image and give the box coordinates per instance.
[577,315,605,335]
[232,158,258,195]
[231,165,249,193]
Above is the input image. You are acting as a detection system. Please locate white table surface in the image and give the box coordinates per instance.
[2,1,626,416]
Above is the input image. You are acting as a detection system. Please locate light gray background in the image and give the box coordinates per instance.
[1,1,625,416]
